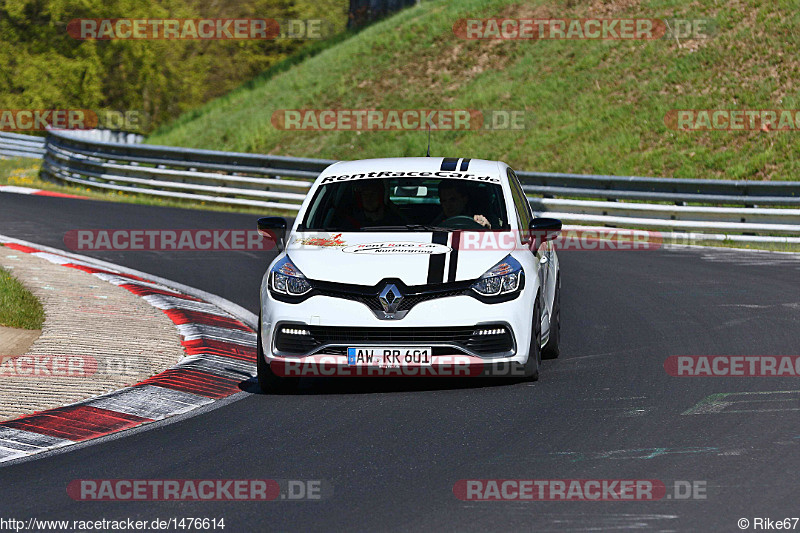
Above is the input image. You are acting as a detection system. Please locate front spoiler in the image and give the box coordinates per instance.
[269,354,529,378]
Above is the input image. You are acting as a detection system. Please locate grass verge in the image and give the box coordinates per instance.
[0,259,45,330]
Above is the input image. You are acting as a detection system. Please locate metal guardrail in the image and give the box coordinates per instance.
[41,129,333,211]
[518,170,800,206]
[32,129,800,241]
[0,132,45,159]
[520,172,800,239]
[528,198,800,235]
[56,129,145,144]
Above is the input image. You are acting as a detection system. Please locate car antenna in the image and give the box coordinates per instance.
[426,124,431,157]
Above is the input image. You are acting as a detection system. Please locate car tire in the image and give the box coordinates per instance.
[522,297,542,381]
[542,273,561,360]
[257,317,299,394]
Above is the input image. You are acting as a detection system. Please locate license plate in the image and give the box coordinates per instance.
[347,347,432,366]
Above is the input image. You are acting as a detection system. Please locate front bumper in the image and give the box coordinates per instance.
[268,354,529,378]
[260,283,536,376]
[272,323,516,358]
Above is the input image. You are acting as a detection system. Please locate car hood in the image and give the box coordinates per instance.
[285,231,515,286]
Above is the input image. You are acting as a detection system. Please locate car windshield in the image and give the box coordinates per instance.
[302,177,510,231]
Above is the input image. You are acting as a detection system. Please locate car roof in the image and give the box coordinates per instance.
[319,157,505,178]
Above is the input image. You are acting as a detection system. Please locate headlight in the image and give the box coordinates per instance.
[471,255,523,296]
[269,256,312,296]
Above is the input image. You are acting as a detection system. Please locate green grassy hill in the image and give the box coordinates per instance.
[148,0,800,181]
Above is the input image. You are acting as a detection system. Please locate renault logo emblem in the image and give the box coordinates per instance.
[379,284,403,314]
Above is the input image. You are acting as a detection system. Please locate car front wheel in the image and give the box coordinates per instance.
[522,297,542,381]
[543,273,560,359]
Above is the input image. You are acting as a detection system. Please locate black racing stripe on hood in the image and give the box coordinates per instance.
[447,231,460,282]
[427,231,449,284]
[440,157,459,171]
[459,158,471,171]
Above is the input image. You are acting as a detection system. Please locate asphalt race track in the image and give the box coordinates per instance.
[2,193,799,531]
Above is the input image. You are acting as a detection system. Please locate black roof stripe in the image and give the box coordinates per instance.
[440,157,459,171]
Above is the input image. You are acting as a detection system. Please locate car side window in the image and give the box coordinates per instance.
[507,168,531,243]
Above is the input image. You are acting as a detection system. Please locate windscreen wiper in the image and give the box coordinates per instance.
[359,224,454,232]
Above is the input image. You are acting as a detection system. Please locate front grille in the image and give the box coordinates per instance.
[315,290,383,311]
[309,325,476,344]
[312,280,471,314]
[396,289,465,311]
[274,325,514,356]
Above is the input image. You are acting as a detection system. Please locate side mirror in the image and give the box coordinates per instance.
[257,217,287,252]
[529,217,562,250]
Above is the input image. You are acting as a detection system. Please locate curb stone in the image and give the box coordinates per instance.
[0,237,257,464]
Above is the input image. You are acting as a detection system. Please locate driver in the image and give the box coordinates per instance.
[341,179,406,229]
[432,180,492,228]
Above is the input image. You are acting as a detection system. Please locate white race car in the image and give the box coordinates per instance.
[257,157,561,392]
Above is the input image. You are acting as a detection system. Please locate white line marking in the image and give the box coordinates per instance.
[142,294,231,316]
[175,354,255,381]
[86,385,214,420]
[176,323,256,346]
